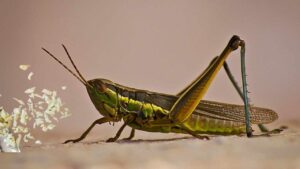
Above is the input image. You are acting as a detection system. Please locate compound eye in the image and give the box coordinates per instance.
[96,81,107,92]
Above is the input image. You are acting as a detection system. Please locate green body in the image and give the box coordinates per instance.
[87,78,277,135]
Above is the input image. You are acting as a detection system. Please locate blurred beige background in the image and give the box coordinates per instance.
[0,0,299,141]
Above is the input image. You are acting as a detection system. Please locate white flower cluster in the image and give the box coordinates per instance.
[0,87,71,150]
[0,65,71,152]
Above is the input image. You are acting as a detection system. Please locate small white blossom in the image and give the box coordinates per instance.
[20,109,29,125]
[28,72,34,80]
[13,98,25,105]
[35,140,42,144]
[19,64,30,71]
[42,89,52,95]
[24,87,36,94]
[23,133,34,142]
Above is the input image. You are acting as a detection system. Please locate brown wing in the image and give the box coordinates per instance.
[194,100,278,124]
[143,92,278,124]
[101,79,278,124]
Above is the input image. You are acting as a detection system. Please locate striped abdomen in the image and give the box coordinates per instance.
[179,114,246,135]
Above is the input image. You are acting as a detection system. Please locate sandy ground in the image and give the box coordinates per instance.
[0,121,300,169]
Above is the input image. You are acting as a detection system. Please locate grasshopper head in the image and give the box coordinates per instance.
[86,79,118,119]
[87,79,107,94]
[42,46,117,119]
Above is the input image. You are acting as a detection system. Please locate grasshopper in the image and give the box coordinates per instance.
[42,35,284,143]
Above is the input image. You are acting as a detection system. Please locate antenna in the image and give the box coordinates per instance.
[61,44,89,85]
[42,47,88,86]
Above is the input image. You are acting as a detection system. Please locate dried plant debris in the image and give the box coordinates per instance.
[28,72,34,80]
[0,67,71,152]
[19,64,30,71]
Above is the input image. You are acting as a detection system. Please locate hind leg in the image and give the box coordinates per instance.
[223,61,286,135]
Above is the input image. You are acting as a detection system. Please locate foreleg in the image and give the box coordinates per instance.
[64,117,110,144]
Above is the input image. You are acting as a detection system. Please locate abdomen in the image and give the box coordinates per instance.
[127,114,246,135]
[178,114,246,135]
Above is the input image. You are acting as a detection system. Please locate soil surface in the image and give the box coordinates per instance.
[1,121,300,169]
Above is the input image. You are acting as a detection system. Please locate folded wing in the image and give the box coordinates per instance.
[148,93,278,124]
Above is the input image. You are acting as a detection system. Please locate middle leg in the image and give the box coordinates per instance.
[106,122,127,142]
[122,128,135,141]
